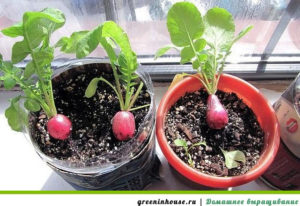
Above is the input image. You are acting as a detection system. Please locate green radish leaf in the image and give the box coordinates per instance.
[76,27,102,58]
[193,141,207,147]
[203,7,235,50]
[24,61,35,79]
[101,21,138,76]
[221,149,246,169]
[180,46,194,64]
[198,53,208,62]
[3,76,17,89]
[117,52,128,69]
[5,96,26,132]
[33,47,54,68]
[174,138,188,148]
[55,30,89,53]
[62,21,127,63]
[194,38,206,52]
[24,89,37,99]
[167,2,204,47]
[24,98,41,112]
[232,25,253,44]
[192,59,200,70]
[100,37,118,64]
[85,78,100,98]
[1,22,23,37]
[11,41,30,64]
[202,55,215,79]
[105,37,116,49]
[5,103,22,131]
[154,45,175,60]
[180,39,207,65]
[22,8,65,49]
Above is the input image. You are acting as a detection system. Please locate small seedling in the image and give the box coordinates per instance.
[56,21,149,141]
[175,138,246,169]
[220,148,246,169]
[174,138,206,167]
[0,9,72,140]
[156,2,253,130]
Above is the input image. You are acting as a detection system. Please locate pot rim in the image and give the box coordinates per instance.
[156,73,280,188]
[26,58,156,174]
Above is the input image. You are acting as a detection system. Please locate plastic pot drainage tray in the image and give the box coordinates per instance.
[24,59,160,190]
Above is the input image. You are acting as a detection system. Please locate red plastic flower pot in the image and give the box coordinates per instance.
[156,74,280,188]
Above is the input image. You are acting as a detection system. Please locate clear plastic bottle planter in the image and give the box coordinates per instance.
[23,59,160,190]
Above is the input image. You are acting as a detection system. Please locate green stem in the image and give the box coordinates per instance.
[124,79,132,110]
[200,70,213,94]
[31,60,52,115]
[211,47,218,94]
[127,82,143,111]
[111,64,125,110]
[185,25,213,94]
[189,74,210,93]
[129,104,150,112]
[46,67,57,117]
[23,27,56,118]
[215,52,230,90]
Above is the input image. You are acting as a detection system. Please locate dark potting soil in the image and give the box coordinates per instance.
[30,67,151,167]
[165,89,264,177]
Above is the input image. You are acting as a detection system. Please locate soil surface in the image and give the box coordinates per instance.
[30,65,151,167]
[165,89,264,177]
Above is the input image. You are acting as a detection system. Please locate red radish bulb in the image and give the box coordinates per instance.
[47,114,72,140]
[112,111,136,141]
[206,94,228,129]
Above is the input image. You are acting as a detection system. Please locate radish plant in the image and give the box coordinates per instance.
[155,2,252,130]
[0,9,72,140]
[156,2,251,169]
[56,21,150,141]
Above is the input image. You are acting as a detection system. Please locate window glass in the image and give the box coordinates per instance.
[0,0,299,68]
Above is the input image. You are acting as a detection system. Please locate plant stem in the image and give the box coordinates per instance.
[185,25,212,94]
[127,81,144,111]
[215,52,230,90]
[190,74,210,91]
[124,79,132,110]
[212,47,217,94]
[47,67,57,117]
[111,64,125,110]
[129,104,150,112]
[23,28,57,118]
